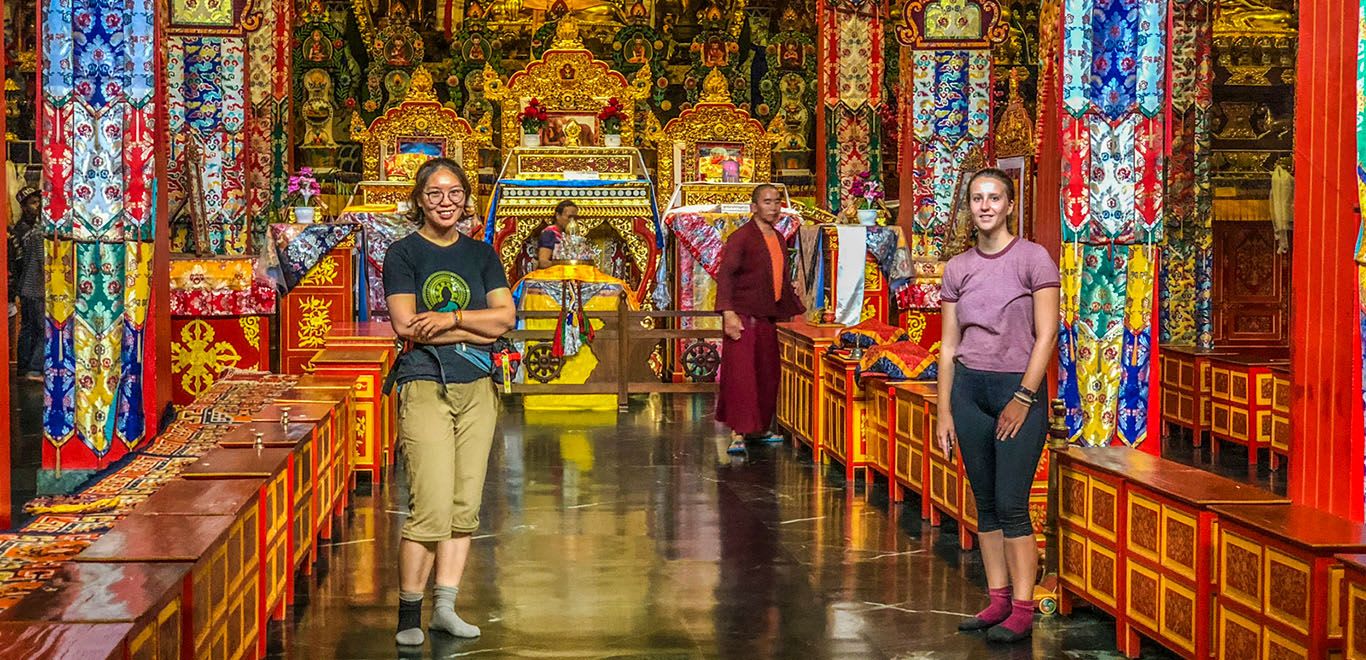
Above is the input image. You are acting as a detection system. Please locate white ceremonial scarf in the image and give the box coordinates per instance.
[834,226,867,326]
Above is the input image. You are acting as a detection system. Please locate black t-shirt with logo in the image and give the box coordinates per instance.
[382,232,510,386]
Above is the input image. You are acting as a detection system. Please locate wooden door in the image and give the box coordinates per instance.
[1213,222,1290,346]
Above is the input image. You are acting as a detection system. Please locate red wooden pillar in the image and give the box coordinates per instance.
[0,0,11,528]
[1289,0,1364,520]
[1034,23,1062,397]
[148,0,172,439]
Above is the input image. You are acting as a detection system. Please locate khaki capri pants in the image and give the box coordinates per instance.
[397,378,498,542]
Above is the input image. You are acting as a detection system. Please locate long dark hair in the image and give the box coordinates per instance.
[407,158,474,226]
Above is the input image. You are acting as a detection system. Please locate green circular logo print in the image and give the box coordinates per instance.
[422,271,470,312]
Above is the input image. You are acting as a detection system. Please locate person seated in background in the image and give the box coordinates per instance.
[537,199,578,270]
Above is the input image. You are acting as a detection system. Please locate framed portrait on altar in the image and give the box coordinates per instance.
[540,113,599,147]
[695,142,751,183]
[995,156,1030,238]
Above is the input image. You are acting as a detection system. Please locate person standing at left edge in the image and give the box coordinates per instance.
[714,183,804,455]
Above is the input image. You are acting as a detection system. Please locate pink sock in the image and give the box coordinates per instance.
[997,598,1035,635]
[972,587,1012,624]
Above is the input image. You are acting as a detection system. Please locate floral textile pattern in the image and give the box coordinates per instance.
[42,0,157,466]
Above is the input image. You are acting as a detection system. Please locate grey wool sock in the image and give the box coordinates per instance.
[395,591,425,645]
[430,585,481,638]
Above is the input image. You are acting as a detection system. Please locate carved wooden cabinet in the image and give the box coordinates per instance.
[864,379,893,487]
[1210,504,1366,660]
[280,241,356,375]
[1338,554,1366,660]
[819,353,869,481]
[1118,470,1287,658]
[1207,351,1291,469]
[1054,447,1291,659]
[891,382,936,513]
[1159,346,1237,446]
[310,347,395,485]
[775,322,842,459]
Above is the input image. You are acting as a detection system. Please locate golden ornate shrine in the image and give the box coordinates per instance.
[348,66,488,205]
[484,17,653,155]
[647,68,773,207]
[486,147,659,304]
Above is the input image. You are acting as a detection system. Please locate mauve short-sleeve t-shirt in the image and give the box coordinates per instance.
[941,237,1060,373]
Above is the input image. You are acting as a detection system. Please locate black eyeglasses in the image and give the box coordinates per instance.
[424,189,468,203]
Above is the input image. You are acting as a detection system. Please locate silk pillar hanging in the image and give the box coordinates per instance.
[818,0,885,212]
[893,1,1003,261]
[166,36,249,255]
[1160,0,1213,348]
[41,0,157,469]
[245,0,293,247]
[1057,0,1169,447]
[165,0,291,256]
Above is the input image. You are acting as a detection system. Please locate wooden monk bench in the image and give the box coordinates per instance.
[1053,446,1290,659]
[891,382,936,518]
[218,416,326,586]
[280,378,361,512]
[181,446,294,636]
[310,347,395,485]
[1338,554,1366,660]
[252,400,343,556]
[74,513,238,659]
[818,353,870,485]
[0,562,189,660]
[133,477,266,659]
[0,622,136,660]
[863,377,894,498]
[1205,350,1290,469]
[327,320,398,348]
[1209,503,1366,660]
[776,322,843,459]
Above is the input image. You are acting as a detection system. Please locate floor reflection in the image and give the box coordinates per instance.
[270,394,1177,659]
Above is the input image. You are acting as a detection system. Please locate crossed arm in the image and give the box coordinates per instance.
[385,288,517,346]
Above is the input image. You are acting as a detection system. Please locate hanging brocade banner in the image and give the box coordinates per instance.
[1058,0,1169,448]
[42,0,158,468]
[1160,0,1213,348]
[907,49,991,258]
[818,0,885,211]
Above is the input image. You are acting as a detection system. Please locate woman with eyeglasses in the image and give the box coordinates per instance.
[382,158,516,645]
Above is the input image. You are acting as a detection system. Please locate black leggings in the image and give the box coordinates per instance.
[951,362,1047,539]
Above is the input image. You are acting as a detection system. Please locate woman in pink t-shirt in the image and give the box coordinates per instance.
[937,168,1060,643]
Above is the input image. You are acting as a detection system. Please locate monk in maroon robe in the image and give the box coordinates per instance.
[714,184,805,454]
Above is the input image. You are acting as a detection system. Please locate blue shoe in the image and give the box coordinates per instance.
[726,439,747,455]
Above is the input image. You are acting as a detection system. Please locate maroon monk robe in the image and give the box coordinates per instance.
[713,220,805,435]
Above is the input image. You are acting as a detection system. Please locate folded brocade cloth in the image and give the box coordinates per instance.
[858,340,939,381]
[838,318,911,349]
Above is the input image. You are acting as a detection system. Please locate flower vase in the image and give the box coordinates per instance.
[522,133,541,148]
[857,209,878,226]
[295,206,316,223]
[603,134,621,148]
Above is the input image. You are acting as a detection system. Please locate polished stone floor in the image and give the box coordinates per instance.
[267,394,1181,659]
